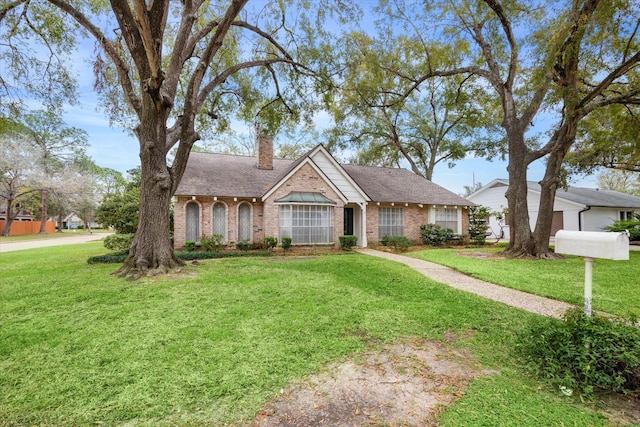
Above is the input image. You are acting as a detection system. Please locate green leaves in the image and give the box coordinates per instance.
[568,104,640,173]
[326,23,493,179]
[517,308,640,396]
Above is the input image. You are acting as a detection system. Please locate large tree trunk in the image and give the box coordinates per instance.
[114,173,183,280]
[533,152,564,257]
[533,124,578,257]
[39,189,48,233]
[114,95,185,280]
[503,122,536,257]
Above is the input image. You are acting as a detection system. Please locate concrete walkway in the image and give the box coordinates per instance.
[0,232,113,253]
[356,248,576,319]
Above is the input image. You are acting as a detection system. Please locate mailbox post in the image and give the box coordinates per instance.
[555,230,629,316]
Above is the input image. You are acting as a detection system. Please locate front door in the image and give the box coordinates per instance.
[344,207,354,235]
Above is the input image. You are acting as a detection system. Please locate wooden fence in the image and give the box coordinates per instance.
[0,220,56,236]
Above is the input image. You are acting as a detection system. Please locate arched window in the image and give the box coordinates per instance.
[185,202,200,242]
[237,203,251,242]
[212,202,226,240]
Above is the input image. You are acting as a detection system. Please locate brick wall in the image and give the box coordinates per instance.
[175,195,471,250]
[365,204,429,244]
[405,205,431,242]
[365,204,471,244]
[174,165,471,249]
[263,162,344,247]
[256,134,273,170]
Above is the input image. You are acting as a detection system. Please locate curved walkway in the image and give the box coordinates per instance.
[357,248,575,319]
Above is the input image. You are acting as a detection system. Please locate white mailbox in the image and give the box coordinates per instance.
[555,230,629,260]
[554,230,630,316]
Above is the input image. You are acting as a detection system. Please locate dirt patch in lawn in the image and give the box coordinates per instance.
[596,394,640,426]
[247,335,640,427]
[248,337,498,427]
[457,250,506,260]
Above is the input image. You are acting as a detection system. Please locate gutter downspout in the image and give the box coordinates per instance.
[578,206,591,231]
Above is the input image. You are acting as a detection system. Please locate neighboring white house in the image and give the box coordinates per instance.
[467,179,640,238]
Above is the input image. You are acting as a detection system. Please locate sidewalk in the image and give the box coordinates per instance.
[356,248,576,319]
[0,232,113,253]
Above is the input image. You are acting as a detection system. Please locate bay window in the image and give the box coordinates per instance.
[279,204,334,244]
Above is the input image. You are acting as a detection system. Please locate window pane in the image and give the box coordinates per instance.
[238,204,251,241]
[186,202,199,242]
[279,205,333,244]
[378,207,404,237]
[212,203,226,238]
[435,208,458,233]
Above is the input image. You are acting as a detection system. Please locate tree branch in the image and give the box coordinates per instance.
[182,0,248,120]
[0,0,25,23]
[131,0,167,80]
[196,57,304,108]
[170,0,249,187]
[46,0,142,114]
[231,20,294,61]
[108,0,150,78]
[578,51,640,111]
[482,0,518,91]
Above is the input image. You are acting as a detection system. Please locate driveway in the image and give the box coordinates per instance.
[0,232,113,253]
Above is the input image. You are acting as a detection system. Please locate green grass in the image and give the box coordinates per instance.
[0,229,108,243]
[0,243,614,425]
[410,247,640,319]
[439,373,613,427]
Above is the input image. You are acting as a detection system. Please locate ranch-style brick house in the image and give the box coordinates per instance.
[173,135,473,249]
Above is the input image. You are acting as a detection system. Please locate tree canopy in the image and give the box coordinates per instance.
[0,112,95,235]
[18,109,89,232]
[567,104,640,173]
[325,21,499,180]
[3,0,638,264]
[369,0,640,257]
[1,0,356,278]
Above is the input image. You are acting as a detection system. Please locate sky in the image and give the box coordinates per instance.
[63,86,599,197]
[58,3,600,197]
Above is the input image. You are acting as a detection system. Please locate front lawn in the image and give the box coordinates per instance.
[410,247,640,318]
[0,243,617,425]
[0,229,108,243]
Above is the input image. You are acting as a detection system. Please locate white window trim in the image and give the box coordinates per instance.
[429,206,462,234]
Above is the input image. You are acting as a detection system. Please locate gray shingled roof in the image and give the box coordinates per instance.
[177,152,294,198]
[525,181,640,208]
[176,151,473,206]
[342,164,473,206]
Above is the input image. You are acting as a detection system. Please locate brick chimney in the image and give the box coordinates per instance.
[256,133,274,170]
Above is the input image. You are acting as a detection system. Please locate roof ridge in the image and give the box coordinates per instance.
[190,151,294,162]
